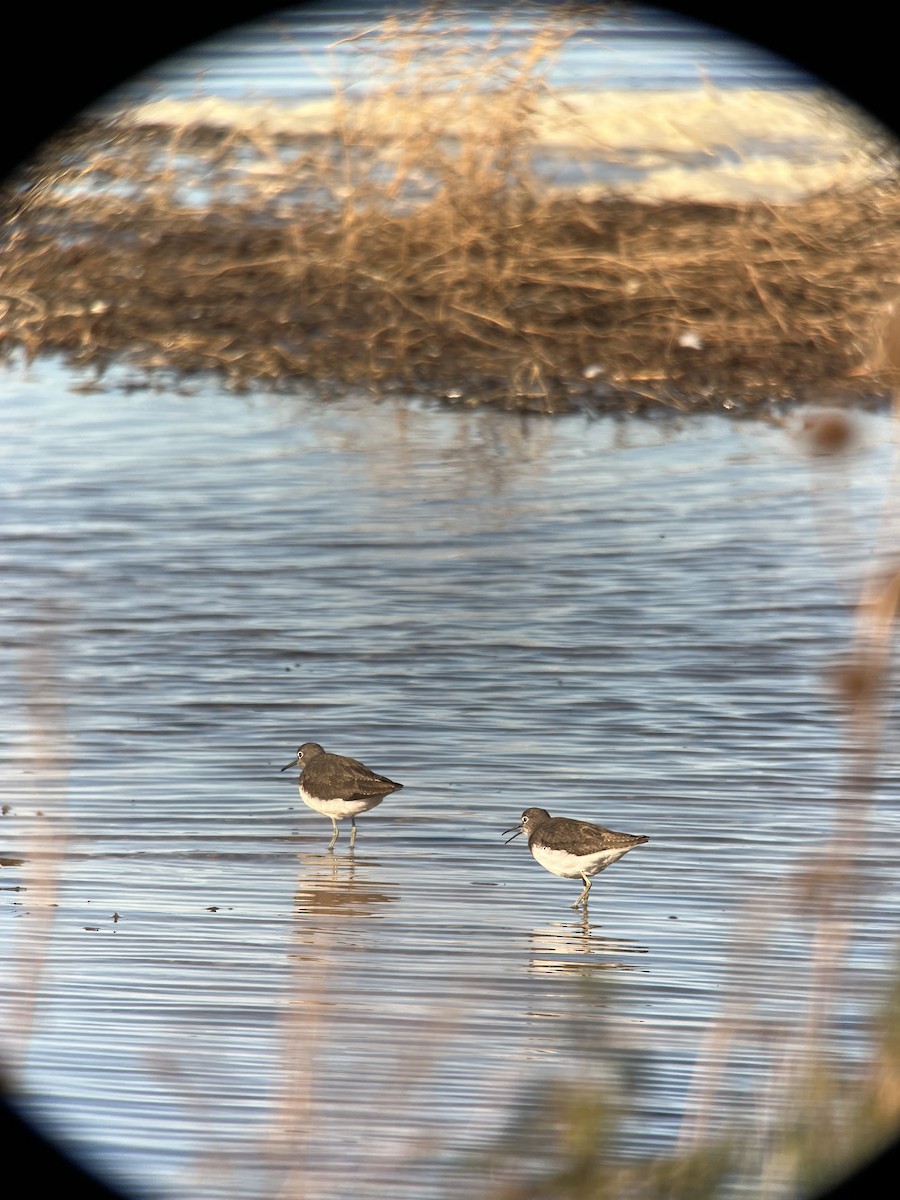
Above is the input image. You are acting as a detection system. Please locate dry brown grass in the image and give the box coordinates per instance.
[0,7,897,414]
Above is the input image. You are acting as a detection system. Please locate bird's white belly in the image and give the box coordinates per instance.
[531,843,631,879]
[299,786,382,819]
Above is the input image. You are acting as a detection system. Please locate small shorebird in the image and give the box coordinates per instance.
[504,807,648,910]
[280,742,403,850]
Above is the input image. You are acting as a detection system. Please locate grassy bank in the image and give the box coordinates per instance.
[3,160,898,413]
[1,8,898,413]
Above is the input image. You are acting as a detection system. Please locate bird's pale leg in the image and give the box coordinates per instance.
[349,817,357,849]
[328,818,340,851]
[571,875,592,910]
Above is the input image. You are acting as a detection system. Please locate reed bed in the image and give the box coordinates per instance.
[0,8,897,413]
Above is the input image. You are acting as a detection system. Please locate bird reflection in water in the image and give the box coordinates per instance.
[527,914,648,977]
[293,851,396,924]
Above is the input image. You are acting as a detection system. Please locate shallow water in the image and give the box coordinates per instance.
[112,2,813,106]
[1,360,900,1198]
[103,4,864,207]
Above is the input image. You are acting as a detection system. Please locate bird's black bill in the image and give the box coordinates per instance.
[280,756,300,772]
[502,825,524,844]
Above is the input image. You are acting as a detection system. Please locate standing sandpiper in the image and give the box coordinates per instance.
[281,742,403,850]
[503,807,648,910]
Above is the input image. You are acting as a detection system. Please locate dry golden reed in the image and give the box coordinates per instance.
[0,6,898,413]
